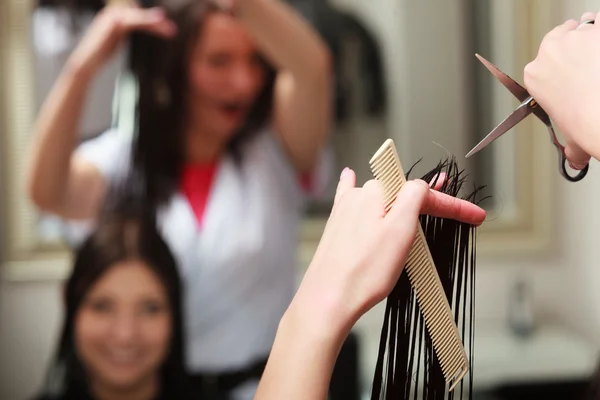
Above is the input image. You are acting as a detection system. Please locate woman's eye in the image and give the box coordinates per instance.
[140,301,165,315]
[88,299,112,314]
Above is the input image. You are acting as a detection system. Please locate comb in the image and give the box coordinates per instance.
[369,138,469,391]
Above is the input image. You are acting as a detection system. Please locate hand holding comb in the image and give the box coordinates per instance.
[369,138,470,391]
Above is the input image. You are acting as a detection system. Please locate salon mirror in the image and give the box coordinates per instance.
[1,0,558,281]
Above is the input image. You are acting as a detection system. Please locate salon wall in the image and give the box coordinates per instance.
[2,1,600,400]
[472,0,600,338]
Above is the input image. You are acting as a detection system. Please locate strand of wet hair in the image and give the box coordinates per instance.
[370,157,485,400]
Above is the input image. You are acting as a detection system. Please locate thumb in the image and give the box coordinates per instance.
[385,180,429,226]
[333,167,356,205]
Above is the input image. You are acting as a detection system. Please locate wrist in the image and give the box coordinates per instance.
[280,295,348,358]
[286,275,357,344]
[64,55,96,84]
[261,281,350,399]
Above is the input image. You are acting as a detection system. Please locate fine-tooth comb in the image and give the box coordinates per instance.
[369,138,469,391]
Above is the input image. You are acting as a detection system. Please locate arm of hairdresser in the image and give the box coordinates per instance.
[254,169,487,400]
[523,11,600,168]
[233,0,333,173]
[25,4,176,220]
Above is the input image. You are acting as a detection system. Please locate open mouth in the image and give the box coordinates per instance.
[220,102,247,120]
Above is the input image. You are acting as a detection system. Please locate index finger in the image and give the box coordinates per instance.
[421,189,486,226]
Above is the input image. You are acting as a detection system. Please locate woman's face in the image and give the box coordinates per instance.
[74,260,172,390]
[187,12,267,140]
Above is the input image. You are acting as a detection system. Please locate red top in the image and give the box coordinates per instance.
[181,162,219,228]
[181,162,313,228]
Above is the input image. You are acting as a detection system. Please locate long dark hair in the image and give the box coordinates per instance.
[370,158,487,400]
[128,0,277,208]
[35,190,193,400]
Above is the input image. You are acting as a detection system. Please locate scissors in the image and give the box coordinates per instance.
[465,19,595,182]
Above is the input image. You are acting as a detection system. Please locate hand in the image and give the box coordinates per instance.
[293,168,486,337]
[524,12,600,168]
[211,0,238,15]
[69,4,177,77]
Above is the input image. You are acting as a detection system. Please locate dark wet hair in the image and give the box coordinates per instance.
[128,0,277,208]
[370,158,487,400]
[34,189,195,400]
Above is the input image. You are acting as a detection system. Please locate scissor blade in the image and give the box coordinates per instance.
[475,53,530,103]
[466,103,532,158]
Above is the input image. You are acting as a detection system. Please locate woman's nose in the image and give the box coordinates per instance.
[230,63,258,95]
[110,312,139,343]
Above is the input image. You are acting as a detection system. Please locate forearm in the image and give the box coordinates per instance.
[255,296,348,400]
[26,60,93,210]
[237,0,331,79]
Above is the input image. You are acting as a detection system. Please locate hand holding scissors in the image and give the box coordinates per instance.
[466,19,595,182]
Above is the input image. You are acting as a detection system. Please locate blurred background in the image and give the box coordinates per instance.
[2,0,600,399]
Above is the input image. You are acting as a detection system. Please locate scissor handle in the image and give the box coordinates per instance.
[545,124,589,182]
[558,150,589,182]
[554,18,592,182]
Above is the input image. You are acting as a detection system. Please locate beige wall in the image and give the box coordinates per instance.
[3,0,600,399]
[0,282,63,400]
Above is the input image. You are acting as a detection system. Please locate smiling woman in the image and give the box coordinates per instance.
[19,0,334,399]
[32,197,197,400]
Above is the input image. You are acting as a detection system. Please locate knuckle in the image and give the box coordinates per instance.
[562,19,579,31]
[566,18,579,25]
[401,180,428,197]
[363,179,382,191]
[523,61,535,84]
[363,179,385,198]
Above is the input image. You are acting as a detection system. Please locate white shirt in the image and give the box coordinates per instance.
[68,127,333,399]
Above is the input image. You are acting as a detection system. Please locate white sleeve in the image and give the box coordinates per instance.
[76,128,133,185]
[63,129,132,246]
[246,128,335,202]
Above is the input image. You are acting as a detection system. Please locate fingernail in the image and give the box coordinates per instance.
[431,172,446,186]
[340,167,349,179]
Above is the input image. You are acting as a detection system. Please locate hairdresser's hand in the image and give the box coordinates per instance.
[524,12,600,168]
[69,4,177,77]
[293,168,486,338]
[258,171,484,400]
[211,0,237,13]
